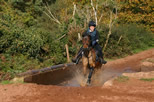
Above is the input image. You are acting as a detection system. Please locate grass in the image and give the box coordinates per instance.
[0,80,13,85]
[105,46,153,61]
[132,46,153,54]
[104,58,115,61]
[0,77,25,85]
[140,78,154,82]
[115,75,129,82]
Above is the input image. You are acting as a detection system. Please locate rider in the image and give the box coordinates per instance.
[72,21,107,64]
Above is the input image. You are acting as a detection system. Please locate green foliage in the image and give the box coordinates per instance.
[0,78,25,84]
[0,0,67,81]
[0,0,153,81]
[0,23,44,57]
[0,54,40,79]
[140,78,154,82]
[115,75,129,82]
[98,23,153,58]
[118,0,154,32]
[0,0,43,58]
[0,80,12,85]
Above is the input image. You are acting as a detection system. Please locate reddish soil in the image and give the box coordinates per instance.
[0,48,154,102]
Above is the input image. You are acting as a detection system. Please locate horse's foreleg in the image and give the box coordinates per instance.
[87,67,94,85]
[83,66,87,76]
[82,57,88,76]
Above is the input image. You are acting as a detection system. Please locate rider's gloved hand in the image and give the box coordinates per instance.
[92,40,97,47]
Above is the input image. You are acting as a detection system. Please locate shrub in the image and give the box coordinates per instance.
[98,23,154,58]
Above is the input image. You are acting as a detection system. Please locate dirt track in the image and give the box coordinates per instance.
[0,48,154,102]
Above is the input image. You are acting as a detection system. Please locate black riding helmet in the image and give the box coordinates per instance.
[89,21,96,27]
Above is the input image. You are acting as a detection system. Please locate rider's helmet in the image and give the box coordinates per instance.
[89,21,96,27]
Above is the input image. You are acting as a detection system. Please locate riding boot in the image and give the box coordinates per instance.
[95,53,100,62]
[96,50,107,64]
[100,57,107,64]
[72,47,83,64]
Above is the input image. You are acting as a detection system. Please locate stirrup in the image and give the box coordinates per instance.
[75,58,80,64]
[100,58,107,64]
[72,59,76,63]
[72,56,81,64]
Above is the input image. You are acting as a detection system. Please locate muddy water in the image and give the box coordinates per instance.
[59,67,135,86]
[22,49,154,86]
[24,64,136,87]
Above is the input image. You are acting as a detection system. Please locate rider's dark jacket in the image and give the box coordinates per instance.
[82,28,99,44]
[82,28,103,57]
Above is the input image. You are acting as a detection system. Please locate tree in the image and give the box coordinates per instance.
[118,0,153,32]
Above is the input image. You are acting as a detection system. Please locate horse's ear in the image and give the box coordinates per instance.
[88,35,91,40]
[85,33,91,38]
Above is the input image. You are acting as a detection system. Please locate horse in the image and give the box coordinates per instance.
[82,35,102,85]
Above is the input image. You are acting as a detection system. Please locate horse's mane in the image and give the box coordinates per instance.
[82,34,92,44]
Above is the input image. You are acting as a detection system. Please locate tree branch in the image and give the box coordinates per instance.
[91,0,97,25]
[43,3,61,25]
[103,10,113,52]
[117,35,122,45]
[72,2,76,17]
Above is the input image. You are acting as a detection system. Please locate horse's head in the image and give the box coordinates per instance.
[82,35,91,50]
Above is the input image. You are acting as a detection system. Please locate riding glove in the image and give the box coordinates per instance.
[92,40,97,46]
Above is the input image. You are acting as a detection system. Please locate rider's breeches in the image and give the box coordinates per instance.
[77,44,104,58]
[94,44,104,58]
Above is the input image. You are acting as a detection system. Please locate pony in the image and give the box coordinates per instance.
[82,35,102,85]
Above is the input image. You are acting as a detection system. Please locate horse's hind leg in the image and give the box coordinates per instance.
[87,67,94,85]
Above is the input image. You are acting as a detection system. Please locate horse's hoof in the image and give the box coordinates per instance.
[86,82,91,86]
[86,80,91,86]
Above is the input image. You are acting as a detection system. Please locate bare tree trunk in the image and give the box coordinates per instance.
[78,33,82,41]
[98,13,103,23]
[72,2,77,27]
[91,0,97,25]
[43,3,61,25]
[72,2,76,17]
[117,35,122,45]
[103,11,113,52]
[58,34,66,40]
[65,44,70,62]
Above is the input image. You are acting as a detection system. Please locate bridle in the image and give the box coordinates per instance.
[82,35,92,58]
[82,35,94,69]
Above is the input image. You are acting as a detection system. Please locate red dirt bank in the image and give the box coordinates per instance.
[0,48,154,102]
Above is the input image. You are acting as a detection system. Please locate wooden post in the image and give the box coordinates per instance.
[78,33,82,41]
[65,44,70,62]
